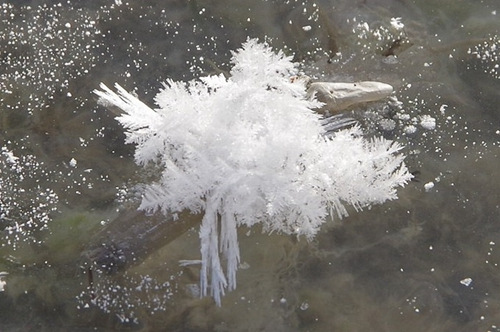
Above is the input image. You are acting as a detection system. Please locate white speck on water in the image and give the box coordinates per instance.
[302,25,312,31]
[460,277,473,287]
[69,158,77,167]
[300,301,310,310]
[424,181,434,192]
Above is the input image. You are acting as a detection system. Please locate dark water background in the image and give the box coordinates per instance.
[1,0,500,331]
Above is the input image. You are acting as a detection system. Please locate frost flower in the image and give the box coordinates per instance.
[95,39,412,305]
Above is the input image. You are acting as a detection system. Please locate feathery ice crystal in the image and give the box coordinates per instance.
[95,39,412,305]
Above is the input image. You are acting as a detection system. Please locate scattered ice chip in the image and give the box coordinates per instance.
[300,301,310,310]
[238,262,250,270]
[460,278,473,287]
[0,272,7,292]
[424,182,434,192]
[65,23,71,28]
[379,119,396,131]
[420,115,436,130]
[390,17,404,30]
[404,125,417,134]
[69,158,77,167]
[302,25,312,31]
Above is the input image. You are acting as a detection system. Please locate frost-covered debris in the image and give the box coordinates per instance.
[0,146,59,248]
[95,39,412,305]
[307,81,393,113]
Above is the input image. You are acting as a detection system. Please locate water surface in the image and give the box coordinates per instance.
[1,0,500,331]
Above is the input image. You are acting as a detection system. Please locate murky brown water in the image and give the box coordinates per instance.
[1,0,500,331]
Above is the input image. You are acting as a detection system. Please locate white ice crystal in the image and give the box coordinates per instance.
[95,39,412,305]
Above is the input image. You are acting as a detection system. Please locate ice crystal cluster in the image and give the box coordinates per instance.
[0,3,101,113]
[77,272,178,321]
[95,39,412,305]
[467,35,500,79]
[353,17,407,57]
[0,147,58,248]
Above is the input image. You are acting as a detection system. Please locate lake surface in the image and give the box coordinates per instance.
[1,0,500,331]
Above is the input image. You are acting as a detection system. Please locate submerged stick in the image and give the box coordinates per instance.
[82,208,201,274]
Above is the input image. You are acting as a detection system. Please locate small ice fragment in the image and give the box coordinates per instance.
[390,17,404,30]
[420,115,436,130]
[69,158,77,167]
[280,297,287,304]
[239,262,250,270]
[302,25,312,31]
[460,277,472,287]
[424,182,434,192]
[300,301,309,310]
[0,272,7,292]
[379,119,396,131]
[67,92,72,97]
[65,23,71,28]
[404,125,417,134]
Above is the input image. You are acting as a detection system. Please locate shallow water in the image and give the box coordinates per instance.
[1,0,500,331]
